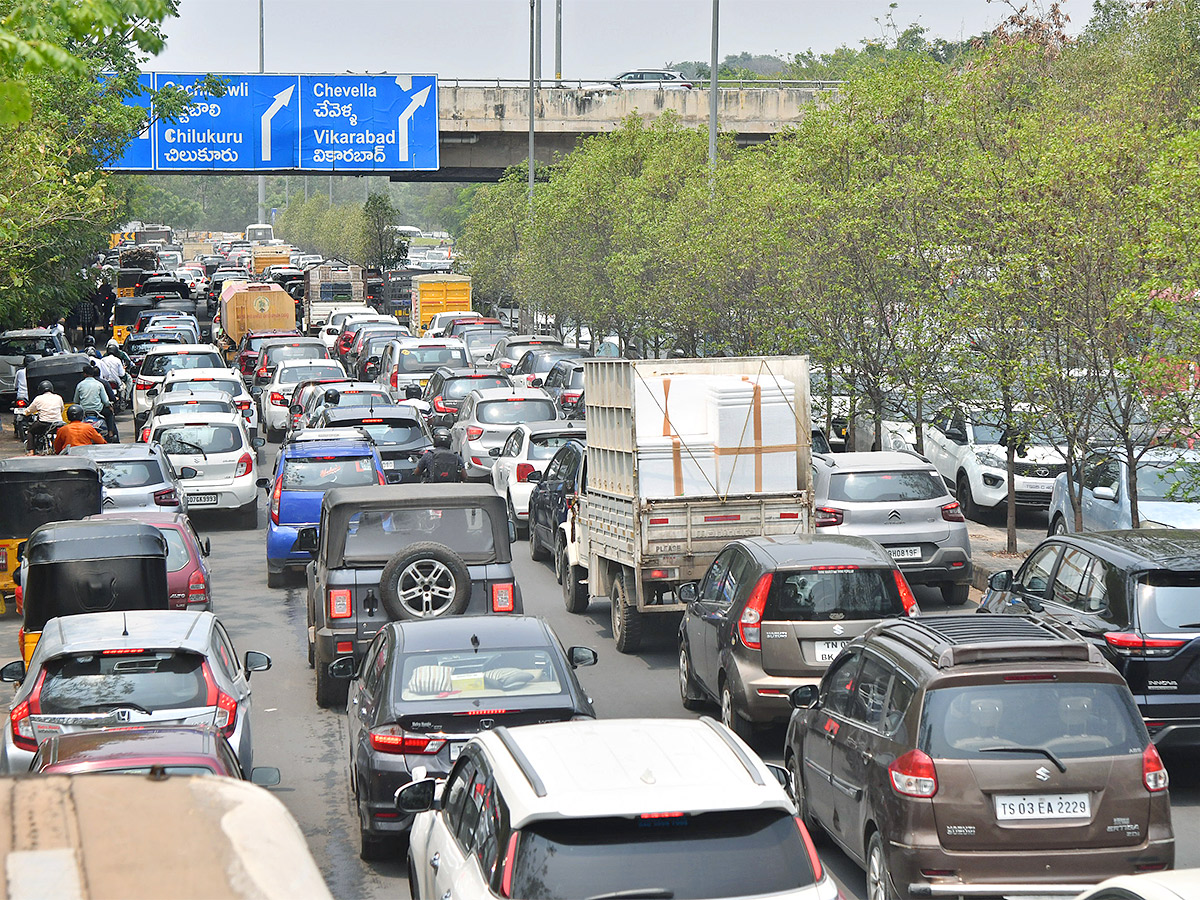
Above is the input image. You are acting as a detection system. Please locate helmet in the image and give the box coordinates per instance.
[432,427,452,449]
[85,336,96,347]
[323,388,341,406]
[22,355,36,369]
[106,338,119,350]
[39,380,54,394]
[84,347,98,358]
[66,404,84,422]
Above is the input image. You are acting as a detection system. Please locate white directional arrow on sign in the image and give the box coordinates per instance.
[395,84,431,163]
[261,84,294,162]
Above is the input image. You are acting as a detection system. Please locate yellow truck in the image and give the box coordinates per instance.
[216,281,294,357]
[251,247,292,275]
[411,273,472,335]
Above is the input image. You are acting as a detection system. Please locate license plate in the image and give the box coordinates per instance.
[190,493,218,505]
[817,640,847,662]
[418,378,428,387]
[1025,481,1053,491]
[449,741,465,761]
[381,460,395,470]
[887,546,921,560]
[994,793,1090,821]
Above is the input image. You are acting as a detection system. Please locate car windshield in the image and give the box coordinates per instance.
[1134,460,1200,500]
[529,434,579,460]
[38,651,211,714]
[827,471,946,502]
[397,647,565,703]
[477,399,556,424]
[142,353,223,377]
[279,364,344,384]
[920,682,1147,760]
[155,400,231,417]
[97,460,164,488]
[330,391,390,409]
[282,457,378,490]
[0,336,55,356]
[509,810,816,900]
[398,347,467,372]
[66,764,217,776]
[267,345,325,364]
[343,507,495,562]
[165,379,238,397]
[443,376,508,400]
[156,424,243,455]
[1134,572,1200,631]
[354,421,424,444]
[766,568,907,621]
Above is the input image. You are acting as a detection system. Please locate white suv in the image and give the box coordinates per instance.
[924,406,1066,520]
[400,718,836,900]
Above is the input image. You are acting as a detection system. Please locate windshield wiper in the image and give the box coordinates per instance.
[585,891,675,900]
[978,745,1066,772]
[172,439,207,460]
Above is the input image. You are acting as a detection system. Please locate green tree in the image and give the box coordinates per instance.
[362,190,401,269]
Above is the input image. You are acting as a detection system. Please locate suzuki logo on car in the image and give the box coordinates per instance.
[887,510,902,522]
[1035,766,1051,782]
[832,624,845,636]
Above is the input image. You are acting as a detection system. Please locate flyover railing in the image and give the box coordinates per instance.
[437,78,844,90]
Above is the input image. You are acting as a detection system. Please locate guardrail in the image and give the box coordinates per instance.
[438,78,844,90]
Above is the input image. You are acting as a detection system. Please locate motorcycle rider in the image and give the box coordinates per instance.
[13,355,34,405]
[73,363,118,442]
[414,427,465,483]
[53,404,106,454]
[96,341,128,409]
[19,381,65,454]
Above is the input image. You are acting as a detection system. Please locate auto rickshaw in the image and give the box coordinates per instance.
[15,519,168,665]
[112,297,156,345]
[25,354,90,404]
[0,458,101,614]
[114,266,143,299]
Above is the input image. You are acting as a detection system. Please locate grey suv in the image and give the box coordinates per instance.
[812,451,973,605]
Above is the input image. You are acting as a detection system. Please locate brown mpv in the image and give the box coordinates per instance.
[784,615,1174,899]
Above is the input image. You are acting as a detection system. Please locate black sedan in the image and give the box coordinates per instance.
[334,615,597,859]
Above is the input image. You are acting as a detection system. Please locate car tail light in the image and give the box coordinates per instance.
[9,671,45,752]
[135,378,152,391]
[153,487,179,507]
[492,582,515,612]
[432,395,451,413]
[257,366,268,379]
[0,546,7,570]
[140,426,151,442]
[390,370,398,390]
[498,359,512,370]
[466,426,483,441]
[814,507,843,527]
[1104,632,1187,657]
[561,391,581,405]
[369,726,448,754]
[738,574,773,649]
[214,691,237,737]
[270,475,282,525]
[501,832,520,898]
[889,749,938,797]
[516,463,536,482]
[892,569,920,616]
[794,817,823,882]
[940,501,965,522]
[1144,744,1169,791]
[235,399,252,412]
[234,452,254,478]
[329,588,351,619]
[269,391,286,406]
[187,569,208,605]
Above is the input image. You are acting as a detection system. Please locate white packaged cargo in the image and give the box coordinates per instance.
[633,374,710,440]
[709,374,799,495]
[637,436,717,499]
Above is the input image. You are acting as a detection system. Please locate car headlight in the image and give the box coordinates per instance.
[976,451,1005,469]
[1138,520,1175,529]
[890,434,910,451]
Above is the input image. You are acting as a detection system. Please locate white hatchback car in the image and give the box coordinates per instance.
[155,367,258,438]
[149,411,264,528]
[133,344,226,428]
[255,358,347,440]
[491,422,585,537]
[140,390,236,444]
[400,718,835,900]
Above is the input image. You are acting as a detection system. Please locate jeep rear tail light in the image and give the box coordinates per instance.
[941,501,965,522]
[1144,744,1169,792]
[738,574,773,649]
[466,426,483,441]
[329,588,351,619]
[234,452,254,478]
[153,488,179,507]
[492,582,515,613]
[390,370,398,390]
[516,463,535,482]
[369,725,447,755]
[889,749,938,797]
[892,569,920,616]
[432,395,451,413]
[814,507,843,527]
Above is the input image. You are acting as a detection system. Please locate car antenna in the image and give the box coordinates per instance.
[122,613,129,637]
[471,633,480,653]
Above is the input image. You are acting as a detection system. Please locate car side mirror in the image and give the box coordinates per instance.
[508,520,516,543]
[256,477,271,491]
[251,437,266,449]
[289,403,303,415]
[488,447,501,458]
[328,656,356,679]
[678,582,698,604]
[244,650,272,674]
[530,377,544,388]
[146,388,159,398]
[568,646,598,668]
[945,428,966,443]
[1092,484,1117,501]
[525,471,542,483]
[987,570,1013,592]
[789,684,819,709]
[0,661,25,684]
[395,778,439,814]
[364,362,379,378]
[250,386,263,398]
[766,763,792,792]
[202,537,211,557]
[251,767,281,787]
[178,466,198,479]
[297,526,319,554]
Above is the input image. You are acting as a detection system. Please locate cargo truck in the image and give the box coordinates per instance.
[251,247,293,275]
[410,273,471,335]
[216,281,294,357]
[302,264,364,335]
[562,356,814,653]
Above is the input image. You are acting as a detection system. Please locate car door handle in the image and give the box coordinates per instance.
[860,750,873,763]
[441,892,452,900]
[430,852,440,872]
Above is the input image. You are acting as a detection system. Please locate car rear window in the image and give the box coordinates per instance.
[827,470,947,503]
[766,567,907,621]
[165,379,238,397]
[464,331,504,351]
[282,457,378,490]
[160,527,191,573]
[97,460,164,488]
[156,400,232,417]
[267,345,326,364]
[921,681,1147,761]
[397,647,565,702]
[0,336,57,356]
[332,390,391,409]
[155,424,243,455]
[443,376,509,399]
[128,334,185,352]
[1134,572,1200,631]
[509,810,816,900]
[529,434,579,460]
[355,421,424,444]
[279,364,344,384]
[38,651,211,714]
[478,399,556,424]
[397,347,467,372]
[344,507,495,562]
[142,352,223,377]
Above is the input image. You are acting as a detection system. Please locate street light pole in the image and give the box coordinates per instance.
[525,0,536,333]
[555,0,562,82]
[708,0,719,168]
[257,0,266,226]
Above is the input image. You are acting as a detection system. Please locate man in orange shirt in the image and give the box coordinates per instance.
[53,404,106,454]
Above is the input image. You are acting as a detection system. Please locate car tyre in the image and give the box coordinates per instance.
[358,793,390,861]
[1050,514,1067,536]
[956,474,978,521]
[720,680,754,743]
[941,582,970,606]
[267,566,285,589]
[529,523,549,562]
[507,495,527,540]
[379,542,472,620]
[562,548,589,614]
[610,569,642,654]
[553,535,567,584]
[678,644,705,710]
[867,831,899,900]
[315,657,348,708]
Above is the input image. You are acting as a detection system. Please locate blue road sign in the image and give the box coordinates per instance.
[106,72,155,171]
[104,73,439,174]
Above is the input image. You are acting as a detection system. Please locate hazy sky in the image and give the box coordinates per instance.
[150,0,1089,80]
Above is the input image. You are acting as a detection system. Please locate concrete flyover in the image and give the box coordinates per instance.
[393,80,837,182]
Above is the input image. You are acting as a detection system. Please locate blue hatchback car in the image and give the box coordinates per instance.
[264,433,385,586]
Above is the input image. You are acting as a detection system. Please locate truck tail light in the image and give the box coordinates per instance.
[234,452,253,478]
[491,582,515,612]
[814,507,844,527]
[893,569,920,616]
[466,426,483,441]
[941,501,965,522]
[516,463,535,482]
[889,749,938,797]
[0,546,7,570]
[369,726,446,755]
[270,475,282,525]
[329,588,351,619]
[1144,744,1169,792]
[187,569,208,605]
[153,487,179,507]
[738,574,773,649]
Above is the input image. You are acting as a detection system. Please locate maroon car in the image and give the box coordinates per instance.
[85,511,211,610]
[30,726,279,784]
[235,329,300,382]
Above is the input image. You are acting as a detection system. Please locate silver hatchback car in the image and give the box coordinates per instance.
[67,443,189,515]
[811,451,973,605]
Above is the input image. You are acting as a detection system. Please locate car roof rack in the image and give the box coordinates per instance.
[493,727,547,797]
[878,615,1095,668]
[700,717,765,786]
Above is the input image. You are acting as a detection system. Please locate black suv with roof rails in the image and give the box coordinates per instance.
[979,529,1200,749]
[784,614,1173,900]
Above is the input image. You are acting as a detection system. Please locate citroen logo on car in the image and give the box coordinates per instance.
[1035,766,1051,782]
[887,510,902,523]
